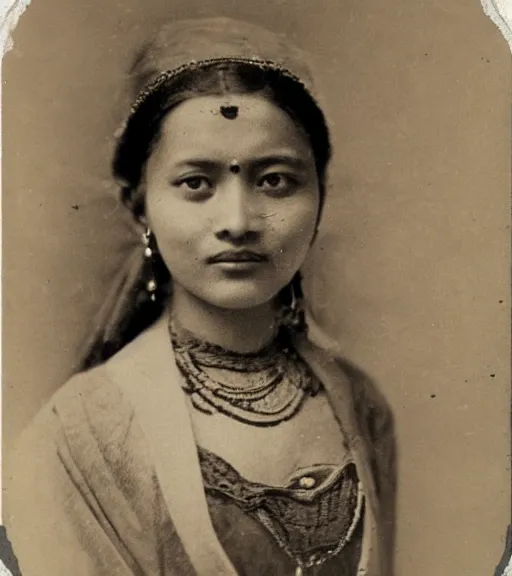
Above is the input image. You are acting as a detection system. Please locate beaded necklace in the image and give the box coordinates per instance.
[169,321,320,427]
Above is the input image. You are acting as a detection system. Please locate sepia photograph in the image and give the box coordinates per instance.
[1,1,510,575]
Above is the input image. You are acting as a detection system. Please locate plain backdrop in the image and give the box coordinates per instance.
[2,1,511,575]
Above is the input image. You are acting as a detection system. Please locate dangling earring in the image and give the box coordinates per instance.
[291,271,307,332]
[279,272,307,333]
[142,228,158,302]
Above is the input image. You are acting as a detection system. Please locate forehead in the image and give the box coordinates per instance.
[152,94,313,164]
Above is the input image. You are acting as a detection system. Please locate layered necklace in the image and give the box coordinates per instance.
[169,321,320,427]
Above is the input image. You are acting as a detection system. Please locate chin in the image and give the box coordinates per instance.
[209,296,273,311]
[202,287,277,311]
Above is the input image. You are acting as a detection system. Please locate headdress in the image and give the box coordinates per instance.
[126,17,317,103]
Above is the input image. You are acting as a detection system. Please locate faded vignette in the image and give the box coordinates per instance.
[0,1,510,575]
[1,4,33,576]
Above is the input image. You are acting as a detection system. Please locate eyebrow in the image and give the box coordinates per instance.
[173,159,220,171]
[251,154,310,172]
[172,153,311,172]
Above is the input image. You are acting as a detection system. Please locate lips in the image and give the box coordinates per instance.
[207,250,268,264]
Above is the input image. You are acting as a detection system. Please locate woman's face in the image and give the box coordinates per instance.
[144,93,320,310]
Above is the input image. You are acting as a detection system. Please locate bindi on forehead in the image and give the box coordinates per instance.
[152,96,316,171]
[229,160,240,174]
[220,105,239,120]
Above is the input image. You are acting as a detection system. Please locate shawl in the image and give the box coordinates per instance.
[4,314,396,576]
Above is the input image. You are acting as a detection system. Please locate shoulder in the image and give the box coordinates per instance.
[333,356,397,569]
[4,364,138,524]
[335,356,395,434]
[9,364,131,458]
[52,315,171,443]
[12,320,171,479]
[4,333,179,575]
[5,364,142,495]
[303,311,394,430]
[293,323,395,438]
[54,316,179,470]
[51,364,136,456]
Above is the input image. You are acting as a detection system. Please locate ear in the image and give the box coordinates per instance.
[138,211,149,227]
[131,182,148,226]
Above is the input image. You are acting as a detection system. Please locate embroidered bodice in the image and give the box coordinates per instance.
[198,447,364,575]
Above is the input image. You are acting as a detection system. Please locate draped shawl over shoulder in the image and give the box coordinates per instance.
[4,317,396,576]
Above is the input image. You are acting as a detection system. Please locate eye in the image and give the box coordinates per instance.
[172,175,214,200]
[179,176,211,192]
[257,173,297,194]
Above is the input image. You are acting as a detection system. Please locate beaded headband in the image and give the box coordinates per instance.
[127,57,310,123]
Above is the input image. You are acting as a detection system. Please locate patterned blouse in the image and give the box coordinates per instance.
[200,447,364,575]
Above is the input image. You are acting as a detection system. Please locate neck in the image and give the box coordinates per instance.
[169,289,278,353]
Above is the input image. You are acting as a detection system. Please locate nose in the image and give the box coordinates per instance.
[214,179,261,242]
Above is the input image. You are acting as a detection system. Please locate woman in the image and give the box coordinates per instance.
[4,17,396,576]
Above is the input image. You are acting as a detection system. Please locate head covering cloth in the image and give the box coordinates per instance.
[78,17,332,370]
[121,17,319,126]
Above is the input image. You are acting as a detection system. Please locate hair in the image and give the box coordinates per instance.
[79,59,332,370]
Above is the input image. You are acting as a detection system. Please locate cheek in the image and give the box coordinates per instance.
[271,201,318,254]
[145,194,198,260]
